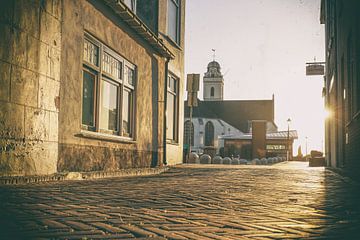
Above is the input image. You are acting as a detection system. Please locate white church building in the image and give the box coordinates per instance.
[184,60,278,157]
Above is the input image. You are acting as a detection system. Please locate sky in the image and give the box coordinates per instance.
[184,0,325,155]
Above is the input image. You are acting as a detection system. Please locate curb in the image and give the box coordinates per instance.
[0,167,169,185]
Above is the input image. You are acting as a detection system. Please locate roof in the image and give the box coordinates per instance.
[220,130,298,140]
[103,0,174,59]
[184,99,275,133]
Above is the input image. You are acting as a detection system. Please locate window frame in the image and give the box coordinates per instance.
[82,33,136,139]
[167,0,180,45]
[166,73,179,142]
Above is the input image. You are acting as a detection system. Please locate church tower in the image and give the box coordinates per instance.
[203,60,224,101]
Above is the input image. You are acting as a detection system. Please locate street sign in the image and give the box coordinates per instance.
[186,74,200,107]
[306,64,324,75]
[186,74,200,92]
[187,92,198,107]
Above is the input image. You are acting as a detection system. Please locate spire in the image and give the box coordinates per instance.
[212,49,216,61]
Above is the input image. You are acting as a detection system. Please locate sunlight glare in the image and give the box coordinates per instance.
[323,108,332,120]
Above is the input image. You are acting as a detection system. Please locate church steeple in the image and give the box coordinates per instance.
[203,59,224,101]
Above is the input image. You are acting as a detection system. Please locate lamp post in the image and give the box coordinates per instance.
[287,118,291,161]
[305,136,308,161]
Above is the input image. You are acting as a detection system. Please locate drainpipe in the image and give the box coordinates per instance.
[163,57,170,165]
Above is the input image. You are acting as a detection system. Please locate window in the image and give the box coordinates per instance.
[205,121,214,146]
[123,0,136,11]
[210,87,215,97]
[184,120,194,146]
[82,34,136,138]
[167,0,180,44]
[136,0,158,34]
[167,74,178,141]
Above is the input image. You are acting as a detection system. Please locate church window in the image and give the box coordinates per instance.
[184,120,194,146]
[205,121,214,146]
[210,87,215,97]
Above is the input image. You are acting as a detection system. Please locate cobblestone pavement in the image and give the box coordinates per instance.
[1,162,360,240]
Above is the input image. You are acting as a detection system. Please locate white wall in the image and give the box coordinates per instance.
[185,117,243,154]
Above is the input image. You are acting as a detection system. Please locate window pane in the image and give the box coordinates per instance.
[100,80,119,132]
[123,0,135,10]
[125,66,135,86]
[167,92,175,140]
[122,89,133,136]
[136,0,158,33]
[82,71,96,127]
[167,0,178,43]
[84,38,99,66]
[102,51,122,80]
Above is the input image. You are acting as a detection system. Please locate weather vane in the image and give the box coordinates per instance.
[212,49,216,61]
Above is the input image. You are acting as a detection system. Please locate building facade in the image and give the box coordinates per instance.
[0,0,185,176]
[184,60,280,158]
[320,0,360,178]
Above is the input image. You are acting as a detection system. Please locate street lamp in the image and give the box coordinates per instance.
[287,118,291,161]
[305,136,308,161]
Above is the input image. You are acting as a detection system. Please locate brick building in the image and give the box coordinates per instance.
[320,0,360,178]
[0,0,185,176]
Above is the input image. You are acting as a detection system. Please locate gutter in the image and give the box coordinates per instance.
[163,57,170,165]
[103,0,175,59]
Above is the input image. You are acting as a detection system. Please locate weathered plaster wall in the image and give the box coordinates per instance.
[158,0,186,165]
[0,0,61,176]
[58,0,168,171]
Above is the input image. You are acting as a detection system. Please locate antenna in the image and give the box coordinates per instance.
[212,49,216,61]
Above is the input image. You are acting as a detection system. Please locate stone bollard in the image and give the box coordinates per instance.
[240,159,247,165]
[223,157,232,165]
[231,159,240,165]
[213,156,223,164]
[188,153,199,164]
[261,158,267,165]
[199,154,211,164]
[254,158,261,165]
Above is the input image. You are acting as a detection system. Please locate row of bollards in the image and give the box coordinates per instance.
[187,153,287,165]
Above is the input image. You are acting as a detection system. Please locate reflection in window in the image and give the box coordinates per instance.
[167,0,180,44]
[84,39,99,66]
[123,0,136,11]
[82,34,136,138]
[82,70,95,128]
[99,79,119,132]
[122,89,133,136]
[102,51,122,79]
[167,74,178,141]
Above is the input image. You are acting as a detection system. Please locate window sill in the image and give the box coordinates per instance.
[166,140,179,146]
[159,33,182,51]
[76,130,136,144]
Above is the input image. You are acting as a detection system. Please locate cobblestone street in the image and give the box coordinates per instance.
[1,162,359,239]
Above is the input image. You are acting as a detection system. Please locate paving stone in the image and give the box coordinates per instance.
[0,162,360,239]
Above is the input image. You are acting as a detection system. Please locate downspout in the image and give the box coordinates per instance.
[163,57,170,165]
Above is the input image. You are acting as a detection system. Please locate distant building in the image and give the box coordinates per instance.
[320,0,360,178]
[184,60,297,160]
[0,0,185,176]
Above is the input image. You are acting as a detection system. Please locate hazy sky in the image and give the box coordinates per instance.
[185,0,325,154]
